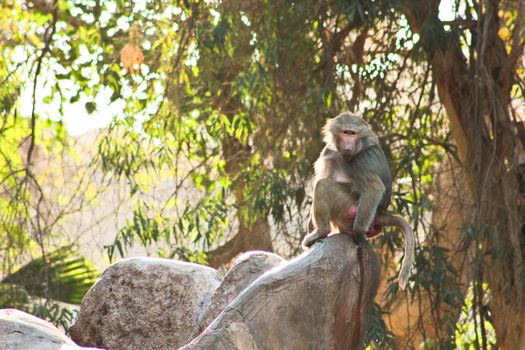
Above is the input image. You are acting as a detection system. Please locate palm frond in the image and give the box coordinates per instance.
[1,245,99,304]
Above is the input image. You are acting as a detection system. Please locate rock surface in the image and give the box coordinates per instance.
[0,308,99,350]
[69,257,222,350]
[197,251,285,334]
[180,234,381,350]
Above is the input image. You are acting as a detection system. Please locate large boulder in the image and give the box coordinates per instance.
[0,308,99,350]
[69,257,221,350]
[181,234,381,350]
[197,251,285,334]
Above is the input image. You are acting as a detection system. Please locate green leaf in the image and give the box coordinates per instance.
[85,101,96,114]
[70,94,80,103]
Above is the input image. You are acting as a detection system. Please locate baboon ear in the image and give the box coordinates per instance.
[322,118,336,147]
[321,118,332,136]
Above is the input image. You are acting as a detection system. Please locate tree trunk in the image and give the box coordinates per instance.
[206,218,272,268]
[381,157,472,348]
[397,1,525,348]
[206,135,273,268]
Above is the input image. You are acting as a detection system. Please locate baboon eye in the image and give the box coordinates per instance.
[342,130,356,135]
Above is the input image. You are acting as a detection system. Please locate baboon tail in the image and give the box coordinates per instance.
[375,213,414,289]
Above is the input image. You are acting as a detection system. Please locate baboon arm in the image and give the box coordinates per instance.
[353,176,385,235]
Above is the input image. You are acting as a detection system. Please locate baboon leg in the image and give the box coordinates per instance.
[302,178,354,249]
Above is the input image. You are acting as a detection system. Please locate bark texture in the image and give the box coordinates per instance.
[394,1,525,348]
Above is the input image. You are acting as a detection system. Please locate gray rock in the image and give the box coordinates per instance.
[180,234,380,350]
[197,251,285,334]
[69,257,222,350]
[0,308,99,350]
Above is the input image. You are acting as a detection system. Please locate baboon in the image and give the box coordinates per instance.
[302,112,414,289]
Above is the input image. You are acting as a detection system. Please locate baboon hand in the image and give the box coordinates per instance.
[352,221,369,236]
[347,206,382,237]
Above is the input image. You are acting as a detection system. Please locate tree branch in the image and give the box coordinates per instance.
[26,0,83,28]
[26,0,58,169]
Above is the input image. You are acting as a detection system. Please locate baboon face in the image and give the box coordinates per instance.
[323,112,373,159]
[335,128,361,158]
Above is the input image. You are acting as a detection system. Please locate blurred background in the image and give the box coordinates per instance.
[1,0,524,348]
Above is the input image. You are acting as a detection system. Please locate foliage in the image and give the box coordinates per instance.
[29,302,79,334]
[1,245,99,304]
[0,245,98,330]
[365,303,397,350]
[454,284,497,349]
